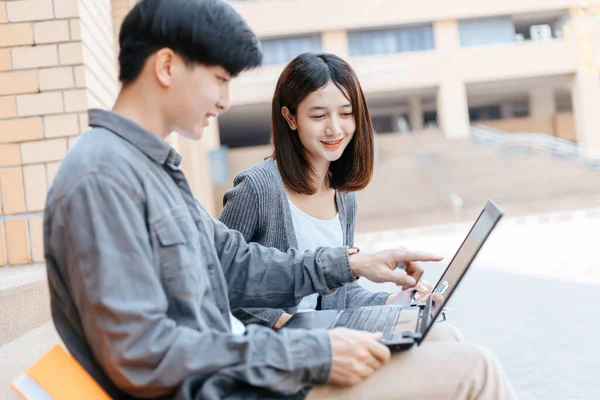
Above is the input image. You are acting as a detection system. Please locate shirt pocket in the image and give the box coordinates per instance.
[155,216,204,299]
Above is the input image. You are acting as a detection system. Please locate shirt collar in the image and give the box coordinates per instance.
[87,108,182,167]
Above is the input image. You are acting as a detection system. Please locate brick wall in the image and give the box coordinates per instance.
[79,0,119,109]
[0,0,118,267]
[110,0,137,48]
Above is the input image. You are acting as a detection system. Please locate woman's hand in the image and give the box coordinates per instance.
[273,312,293,331]
[385,280,433,305]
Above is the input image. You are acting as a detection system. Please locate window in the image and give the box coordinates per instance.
[348,25,435,57]
[514,15,568,41]
[372,115,395,134]
[260,35,322,66]
[469,105,502,122]
[459,17,516,47]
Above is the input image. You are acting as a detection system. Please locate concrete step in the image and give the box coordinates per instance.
[0,264,51,347]
[356,192,600,233]
[0,322,61,400]
[356,137,600,232]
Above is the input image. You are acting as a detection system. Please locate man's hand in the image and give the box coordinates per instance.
[273,312,292,331]
[349,249,442,289]
[327,328,391,387]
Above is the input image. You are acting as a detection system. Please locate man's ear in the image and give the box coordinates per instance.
[153,48,177,88]
[281,107,297,130]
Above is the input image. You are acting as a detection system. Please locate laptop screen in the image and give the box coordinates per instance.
[420,200,503,343]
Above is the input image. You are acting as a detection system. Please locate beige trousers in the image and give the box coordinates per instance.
[308,323,516,400]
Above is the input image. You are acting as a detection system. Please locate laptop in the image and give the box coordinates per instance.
[282,199,504,351]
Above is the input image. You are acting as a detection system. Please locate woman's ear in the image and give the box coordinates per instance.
[281,107,297,130]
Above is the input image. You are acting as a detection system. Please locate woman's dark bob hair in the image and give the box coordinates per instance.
[271,52,374,195]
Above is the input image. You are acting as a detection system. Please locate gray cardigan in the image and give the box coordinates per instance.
[219,158,389,328]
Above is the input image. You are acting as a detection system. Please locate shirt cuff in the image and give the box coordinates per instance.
[290,329,332,386]
[318,246,354,291]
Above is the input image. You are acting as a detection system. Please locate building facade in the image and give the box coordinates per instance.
[1,0,600,269]
[221,0,600,153]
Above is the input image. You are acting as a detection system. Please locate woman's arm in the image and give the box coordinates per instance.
[219,172,260,241]
[219,172,291,328]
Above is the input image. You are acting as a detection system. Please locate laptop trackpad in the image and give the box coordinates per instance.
[391,308,420,335]
[283,310,340,329]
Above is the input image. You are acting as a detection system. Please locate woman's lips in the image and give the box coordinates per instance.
[321,138,343,149]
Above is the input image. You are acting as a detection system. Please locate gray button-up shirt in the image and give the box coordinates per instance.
[44,109,355,399]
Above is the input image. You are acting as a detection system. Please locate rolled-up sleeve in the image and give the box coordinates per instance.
[47,172,334,398]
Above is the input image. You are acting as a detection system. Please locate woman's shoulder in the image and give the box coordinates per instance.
[238,157,276,177]
[337,190,358,220]
[338,190,358,206]
[233,158,280,194]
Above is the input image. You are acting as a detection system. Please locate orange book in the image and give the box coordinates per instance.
[11,345,111,400]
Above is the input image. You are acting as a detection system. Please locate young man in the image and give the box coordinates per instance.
[44,0,516,399]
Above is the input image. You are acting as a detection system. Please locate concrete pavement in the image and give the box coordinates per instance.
[357,207,600,399]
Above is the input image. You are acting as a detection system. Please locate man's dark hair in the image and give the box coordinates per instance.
[118,0,263,83]
[271,52,375,195]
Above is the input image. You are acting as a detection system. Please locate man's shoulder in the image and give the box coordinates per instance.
[51,127,146,196]
[62,126,136,162]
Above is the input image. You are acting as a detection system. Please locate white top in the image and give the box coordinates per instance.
[288,199,344,310]
[230,312,246,335]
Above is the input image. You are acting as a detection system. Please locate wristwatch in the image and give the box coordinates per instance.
[348,247,360,280]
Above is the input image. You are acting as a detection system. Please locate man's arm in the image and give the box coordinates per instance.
[48,173,332,398]
[213,217,354,309]
[212,217,440,310]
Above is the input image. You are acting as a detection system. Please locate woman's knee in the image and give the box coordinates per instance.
[425,322,466,343]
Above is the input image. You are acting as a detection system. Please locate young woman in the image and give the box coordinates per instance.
[219,53,432,330]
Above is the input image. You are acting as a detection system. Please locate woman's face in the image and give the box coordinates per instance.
[282,80,356,165]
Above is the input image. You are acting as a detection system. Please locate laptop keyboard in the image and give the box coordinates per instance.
[334,306,401,334]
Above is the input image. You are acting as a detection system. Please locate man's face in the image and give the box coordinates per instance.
[167,59,231,140]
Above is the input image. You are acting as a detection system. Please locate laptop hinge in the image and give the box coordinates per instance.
[419,296,433,337]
